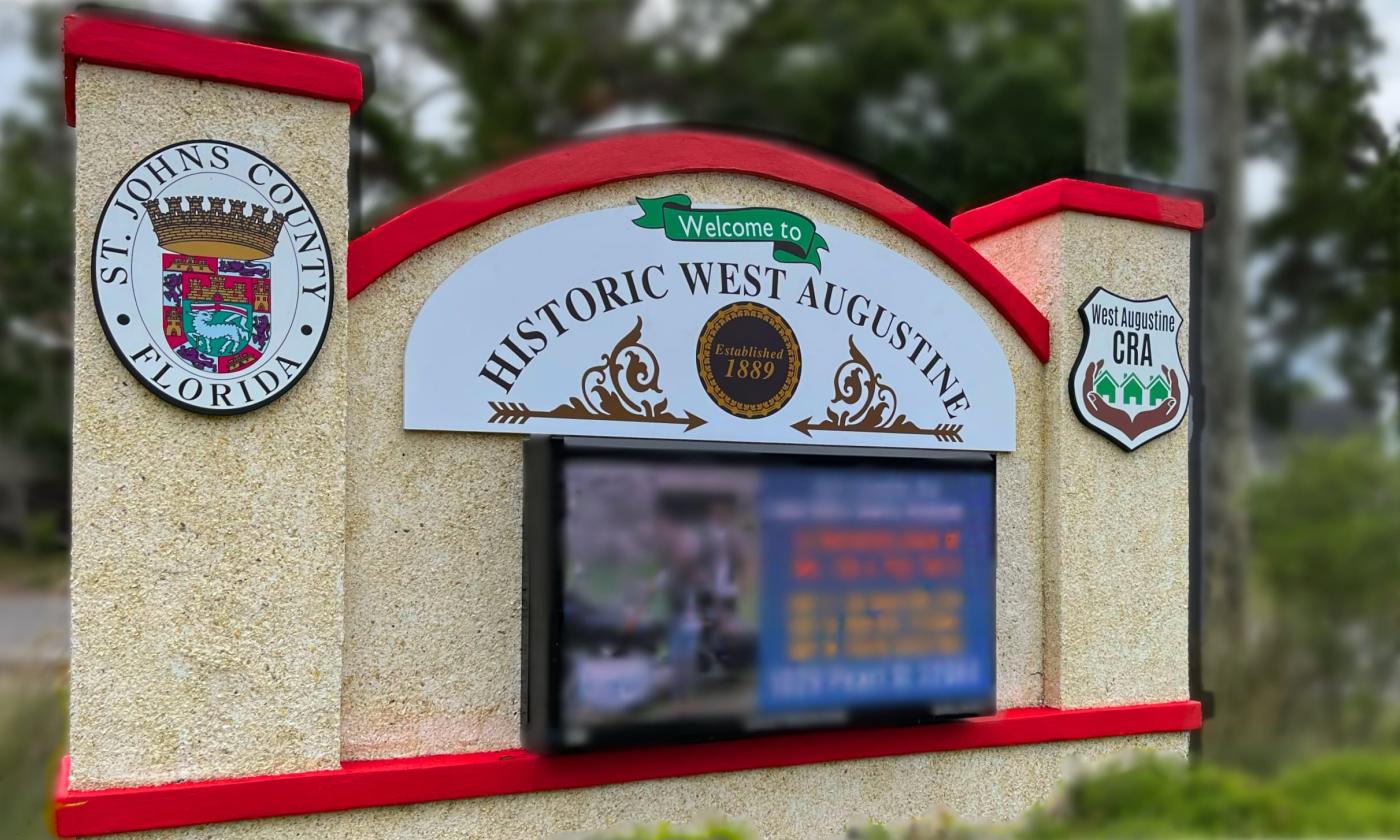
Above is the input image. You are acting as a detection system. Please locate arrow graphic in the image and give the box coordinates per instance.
[489,400,707,432]
[791,416,963,442]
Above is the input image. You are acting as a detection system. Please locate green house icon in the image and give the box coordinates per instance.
[1147,374,1170,405]
[1093,369,1119,403]
[1120,373,1146,405]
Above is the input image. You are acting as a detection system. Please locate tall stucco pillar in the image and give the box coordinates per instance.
[65,15,361,788]
[952,180,1203,710]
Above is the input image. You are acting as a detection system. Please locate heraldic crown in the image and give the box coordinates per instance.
[143,196,286,260]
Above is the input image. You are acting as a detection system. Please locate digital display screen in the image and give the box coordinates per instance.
[522,439,995,753]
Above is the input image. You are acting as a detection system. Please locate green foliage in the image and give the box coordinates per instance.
[0,545,67,591]
[226,0,1178,227]
[844,753,1400,839]
[1273,753,1400,836]
[847,818,960,840]
[1251,436,1400,619]
[21,512,61,554]
[0,675,67,840]
[0,7,72,490]
[590,819,754,840]
[651,0,1170,214]
[1017,758,1290,838]
[1249,0,1400,421]
[1207,435,1400,770]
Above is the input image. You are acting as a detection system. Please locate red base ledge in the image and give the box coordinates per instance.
[53,701,1200,837]
[950,178,1205,241]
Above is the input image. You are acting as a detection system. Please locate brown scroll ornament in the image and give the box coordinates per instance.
[488,317,707,431]
[790,336,963,442]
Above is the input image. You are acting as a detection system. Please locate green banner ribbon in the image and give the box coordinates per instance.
[633,194,829,270]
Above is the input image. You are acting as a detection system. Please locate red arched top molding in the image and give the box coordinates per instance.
[348,130,1051,362]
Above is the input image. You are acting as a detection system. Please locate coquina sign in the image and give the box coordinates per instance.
[404,198,1017,452]
[59,13,1211,839]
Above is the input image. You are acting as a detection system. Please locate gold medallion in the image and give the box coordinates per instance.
[695,302,801,418]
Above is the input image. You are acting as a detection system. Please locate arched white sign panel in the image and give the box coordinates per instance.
[404,200,1017,452]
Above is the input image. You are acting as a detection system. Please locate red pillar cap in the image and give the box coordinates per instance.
[63,12,364,127]
[951,178,1205,241]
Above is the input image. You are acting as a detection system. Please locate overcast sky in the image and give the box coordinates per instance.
[1371,1,1400,129]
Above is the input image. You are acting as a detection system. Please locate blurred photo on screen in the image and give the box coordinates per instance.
[553,452,995,749]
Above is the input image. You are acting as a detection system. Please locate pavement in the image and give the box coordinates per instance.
[0,592,69,668]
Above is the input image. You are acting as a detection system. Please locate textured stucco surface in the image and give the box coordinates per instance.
[69,65,349,788]
[343,174,1047,759]
[110,733,1186,839]
[968,211,1191,709]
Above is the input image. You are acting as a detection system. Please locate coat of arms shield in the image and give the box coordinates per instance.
[160,244,272,375]
[1069,287,1188,451]
[92,141,332,414]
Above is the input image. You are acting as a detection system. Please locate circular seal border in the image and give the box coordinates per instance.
[90,138,335,416]
[695,301,802,419]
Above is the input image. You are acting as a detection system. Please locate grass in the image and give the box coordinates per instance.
[589,821,755,839]
[0,547,67,592]
[0,671,68,840]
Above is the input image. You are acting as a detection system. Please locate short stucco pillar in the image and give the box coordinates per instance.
[65,16,361,788]
[952,180,1203,710]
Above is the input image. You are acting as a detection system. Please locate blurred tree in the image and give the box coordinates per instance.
[1189,0,1398,772]
[223,0,1179,228]
[1250,0,1400,424]
[1207,435,1400,770]
[0,8,72,546]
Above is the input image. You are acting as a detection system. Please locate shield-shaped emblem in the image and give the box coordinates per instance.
[1069,287,1188,451]
[162,251,272,375]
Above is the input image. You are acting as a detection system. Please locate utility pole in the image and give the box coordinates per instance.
[1176,0,1204,186]
[1087,0,1127,173]
[1186,0,1251,648]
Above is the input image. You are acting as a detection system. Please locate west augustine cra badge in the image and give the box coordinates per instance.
[91,140,333,414]
[1069,287,1188,451]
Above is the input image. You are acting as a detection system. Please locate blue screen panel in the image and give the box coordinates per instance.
[756,467,995,713]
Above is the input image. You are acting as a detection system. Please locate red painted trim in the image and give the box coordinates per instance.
[950,178,1205,242]
[348,130,1052,362]
[54,701,1199,836]
[62,13,363,127]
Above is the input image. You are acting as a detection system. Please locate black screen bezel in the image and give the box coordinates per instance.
[522,435,997,755]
